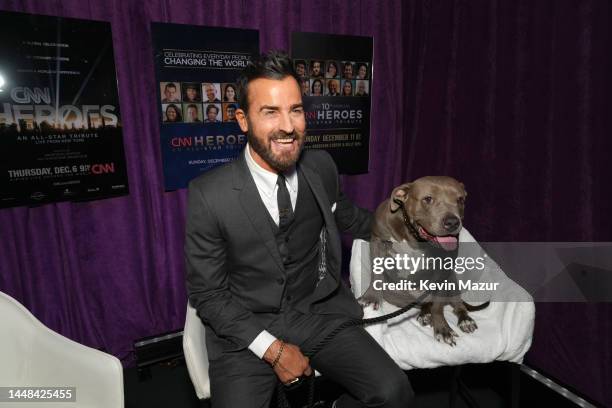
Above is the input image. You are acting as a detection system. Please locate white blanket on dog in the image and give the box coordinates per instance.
[349,229,535,370]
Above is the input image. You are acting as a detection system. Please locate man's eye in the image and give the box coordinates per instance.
[292,108,304,114]
[264,110,277,116]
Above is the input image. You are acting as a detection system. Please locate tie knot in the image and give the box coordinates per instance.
[277,174,286,187]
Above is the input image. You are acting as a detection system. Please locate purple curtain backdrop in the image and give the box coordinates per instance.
[0,0,404,364]
[0,0,610,406]
[398,2,612,406]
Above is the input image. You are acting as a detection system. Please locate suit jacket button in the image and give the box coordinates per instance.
[277,277,285,285]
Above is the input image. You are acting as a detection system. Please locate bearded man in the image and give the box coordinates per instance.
[185,51,414,408]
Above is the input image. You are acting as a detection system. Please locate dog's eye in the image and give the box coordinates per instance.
[457,197,465,205]
[422,196,433,204]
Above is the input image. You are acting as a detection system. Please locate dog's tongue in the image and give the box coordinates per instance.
[435,235,458,251]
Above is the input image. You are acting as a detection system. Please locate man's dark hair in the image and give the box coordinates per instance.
[206,104,219,115]
[237,50,300,113]
[164,83,176,90]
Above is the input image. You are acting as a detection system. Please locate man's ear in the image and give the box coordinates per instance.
[236,108,248,133]
[389,183,412,212]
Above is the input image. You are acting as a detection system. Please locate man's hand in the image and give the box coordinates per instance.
[263,339,312,384]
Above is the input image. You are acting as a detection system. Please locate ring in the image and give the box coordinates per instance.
[287,377,300,385]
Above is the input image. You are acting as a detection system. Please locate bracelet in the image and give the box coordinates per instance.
[271,340,285,368]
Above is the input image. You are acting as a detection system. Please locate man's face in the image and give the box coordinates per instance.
[205,84,216,101]
[188,107,198,121]
[186,87,197,101]
[344,64,353,78]
[357,82,366,94]
[296,63,305,77]
[312,61,321,76]
[207,107,218,121]
[236,76,306,173]
[329,80,338,94]
[301,80,309,95]
[164,85,177,100]
[227,107,236,120]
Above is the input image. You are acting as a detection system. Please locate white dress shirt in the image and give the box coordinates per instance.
[244,144,298,358]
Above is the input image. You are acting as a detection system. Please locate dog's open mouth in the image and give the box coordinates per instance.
[417,225,458,251]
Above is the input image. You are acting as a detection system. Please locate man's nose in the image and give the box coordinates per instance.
[278,111,295,134]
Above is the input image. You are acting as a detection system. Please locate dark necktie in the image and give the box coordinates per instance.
[276,174,294,231]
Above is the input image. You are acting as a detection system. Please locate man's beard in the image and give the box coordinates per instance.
[248,126,306,172]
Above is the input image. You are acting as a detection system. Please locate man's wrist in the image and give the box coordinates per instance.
[270,340,285,368]
[248,330,277,359]
[263,339,284,364]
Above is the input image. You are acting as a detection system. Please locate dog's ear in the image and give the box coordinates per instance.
[389,183,412,212]
[460,182,467,198]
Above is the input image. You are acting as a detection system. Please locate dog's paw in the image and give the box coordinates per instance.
[358,287,383,310]
[357,296,382,310]
[458,316,478,333]
[434,325,459,346]
[417,312,432,327]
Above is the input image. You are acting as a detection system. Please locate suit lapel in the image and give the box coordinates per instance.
[299,160,340,287]
[233,154,284,272]
[299,163,333,230]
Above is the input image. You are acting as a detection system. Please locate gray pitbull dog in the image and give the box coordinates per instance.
[358,176,489,346]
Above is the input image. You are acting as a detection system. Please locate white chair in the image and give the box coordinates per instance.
[183,302,211,399]
[183,303,322,400]
[0,291,124,408]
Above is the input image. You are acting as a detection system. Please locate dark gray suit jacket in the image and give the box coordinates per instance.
[185,148,372,359]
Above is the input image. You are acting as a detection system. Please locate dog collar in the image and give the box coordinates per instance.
[391,198,426,242]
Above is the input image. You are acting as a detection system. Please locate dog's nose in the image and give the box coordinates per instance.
[443,215,460,232]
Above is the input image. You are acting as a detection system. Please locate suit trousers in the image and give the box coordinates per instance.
[208,309,415,408]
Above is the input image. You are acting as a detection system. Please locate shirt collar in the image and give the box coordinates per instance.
[244,144,298,198]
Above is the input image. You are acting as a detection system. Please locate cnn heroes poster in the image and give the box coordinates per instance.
[291,32,373,174]
[152,23,259,190]
[0,11,128,208]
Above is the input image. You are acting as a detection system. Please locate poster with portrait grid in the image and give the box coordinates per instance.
[291,32,373,174]
[151,23,259,190]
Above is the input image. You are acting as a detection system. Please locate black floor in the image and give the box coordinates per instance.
[124,359,586,408]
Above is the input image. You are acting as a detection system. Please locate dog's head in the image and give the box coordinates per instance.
[389,176,466,251]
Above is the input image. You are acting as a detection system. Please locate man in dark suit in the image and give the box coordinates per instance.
[185,51,414,408]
